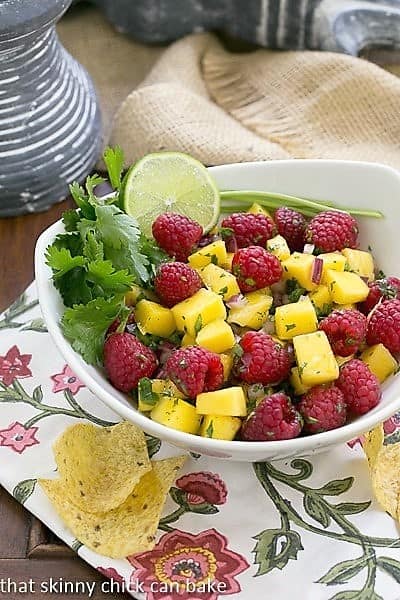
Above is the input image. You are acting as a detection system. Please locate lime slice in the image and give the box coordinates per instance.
[121,152,220,237]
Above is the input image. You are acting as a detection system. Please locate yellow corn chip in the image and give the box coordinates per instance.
[53,422,151,513]
[369,444,400,519]
[362,424,385,470]
[40,456,186,558]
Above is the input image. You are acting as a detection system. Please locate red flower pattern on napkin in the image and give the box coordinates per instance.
[129,528,249,600]
[0,345,32,386]
[176,472,227,506]
[0,422,39,453]
[51,364,85,394]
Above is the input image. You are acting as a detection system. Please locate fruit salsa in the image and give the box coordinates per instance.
[46,150,399,443]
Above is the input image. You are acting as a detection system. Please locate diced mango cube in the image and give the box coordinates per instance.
[198,263,240,301]
[275,297,318,340]
[361,343,398,383]
[290,367,310,395]
[247,203,273,218]
[293,331,339,386]
[151,397,201,434]
[267,235,291,262]
[135,299,175,337]
[188,240,227,269]
[325,270,369,304]
[220,353,233,381]
[222,253,234,271]
[333,303,356,311]
[125,285,158,306]
[335,355,354,367]
[196,319,235,354]
[319,252,346,283]
[309,285,332,315]
[172,288,226,337]
[196,387,247,417]
[342,248,374,282]
[199,415,242,440]
[181,333,196,347]
[227,292,273,329]
[138,378,185,412]
[282,253,317,291]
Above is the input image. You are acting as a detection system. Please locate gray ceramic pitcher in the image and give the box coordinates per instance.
[0,0,101,216]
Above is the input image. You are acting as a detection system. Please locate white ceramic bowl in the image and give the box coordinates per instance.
[35,160,400,462]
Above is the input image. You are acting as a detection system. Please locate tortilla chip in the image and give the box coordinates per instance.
[362,424,384,470]
[54,422,151,513]
[40,456,186,558]
[370,444,400,519]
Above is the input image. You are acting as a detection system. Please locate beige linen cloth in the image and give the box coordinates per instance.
[59,6,400,169]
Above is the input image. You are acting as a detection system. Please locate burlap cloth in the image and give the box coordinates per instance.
[58,6,400,169]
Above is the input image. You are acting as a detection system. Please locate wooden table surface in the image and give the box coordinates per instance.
[0,199,130,599]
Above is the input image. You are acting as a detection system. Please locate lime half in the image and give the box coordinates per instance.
[121,152,220,237]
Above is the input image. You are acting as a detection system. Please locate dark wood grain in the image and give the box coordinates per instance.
[0,199,130,599]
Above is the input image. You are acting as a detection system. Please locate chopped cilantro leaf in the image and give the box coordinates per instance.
[61,297,125,365]
[194,314,203,335]
[45,246,86,278]
[205,420,214,437]
[286,279,306,303]
[103,145,124,190]
[285,323,296,332]
[86,260,134,296]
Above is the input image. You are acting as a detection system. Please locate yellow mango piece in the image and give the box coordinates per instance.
[198,263,240,301]
[309,284,332,314]
[319,252,346,283]
[342,248,374,282]
[138,378,185,412]
[247,203,273,218]
[196,319,235,354]
[220,353,233,381]
[325,270,369,304]
[222,253,234,271]
[227,292,273,329]
[188,240,227,269]
[275,297,318,340]
[151,397,201,434]
[267,235,291,262]
[335,355,354,368]
[282,253,317,291]
[181,333,196,347]
[196,387,247,417]
[172,288,226,337]
[290,367,310,395]
[135,299,175,337]
[361,343,398,383]
[293,331,339,386]
[125,285,158,306]
[199,415,242,440]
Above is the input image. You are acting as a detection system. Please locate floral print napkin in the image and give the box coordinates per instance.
[1,283,400,600]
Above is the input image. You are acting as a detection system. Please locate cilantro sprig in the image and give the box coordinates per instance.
[45,147,168,365]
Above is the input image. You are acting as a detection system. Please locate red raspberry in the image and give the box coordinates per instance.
[274,207,307,252]
[337,359,381,415]
[366,298,400,353]
[234,331,291,385]
[360,277,400,315]
[241,392,302,441]
[306,211,358,253]
[154,262,202,307]
[152,213,202,262]
[232,246,282,292]
[162,346,223,398]
[318,309,367,356]
[103,333,158,393]
[298,385,347,433]
[221,213,275,248]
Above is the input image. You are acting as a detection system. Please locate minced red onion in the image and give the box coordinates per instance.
[311,257,323,284]
[262,318,276,335]
[271,280,286,294]
[303,243,315,254]
[225,235,238,254]
[247,383,265,402]
[226,294,247,309]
